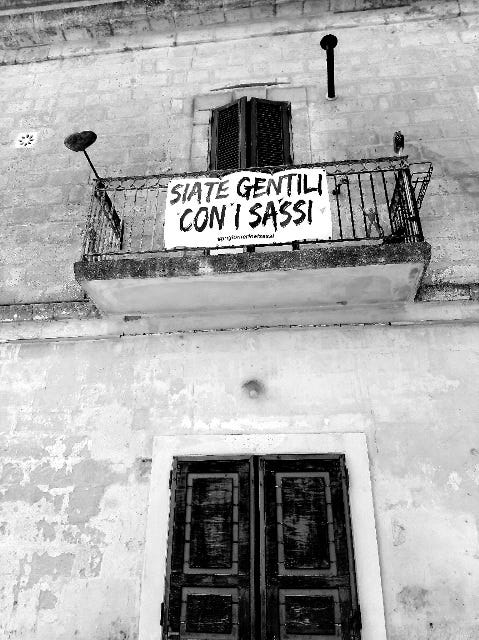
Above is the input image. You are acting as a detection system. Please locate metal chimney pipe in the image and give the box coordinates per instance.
[320,34,338,100]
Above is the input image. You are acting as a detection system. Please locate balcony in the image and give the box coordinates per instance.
[74,157,432,329]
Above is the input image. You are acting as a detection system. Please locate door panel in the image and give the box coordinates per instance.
[163,458,253,640]
[162,455,359,640]
[262,456,359,640]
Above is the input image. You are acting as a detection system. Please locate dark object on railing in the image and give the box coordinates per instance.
[331,176,348,196]
[80,157,432,261]
[320,34,338,100]
[64,131,124,246]
[393,131,404,156]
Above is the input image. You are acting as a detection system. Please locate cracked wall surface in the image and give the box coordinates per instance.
[0,324,478,638]
[0,427,147,639]
[1,324,479,639]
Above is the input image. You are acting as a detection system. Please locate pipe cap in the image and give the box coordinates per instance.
[320,34,338,50]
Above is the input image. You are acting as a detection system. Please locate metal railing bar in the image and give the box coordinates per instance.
[151,187,162,251]
[97,156,409,184]
[121,189,128,252]
[84,236,387,259]
[97,192,107,256]
[332,175,343,240]
[82,157,430,260]
[381,169,396,237]
[410,163,433,211]
[345,177,356,239]
[126,189,135,252]
[399,177,411,242]
[368,173,379,236]
[138,192,147,253]
[404,169,424,242]
[398,173,412,242]
[357,174,368,237]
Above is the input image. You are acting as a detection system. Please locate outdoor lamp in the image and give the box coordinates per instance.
[64,130,123,244]
[64,130,101,179]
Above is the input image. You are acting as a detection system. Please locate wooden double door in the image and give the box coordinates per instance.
[162,455,360,640]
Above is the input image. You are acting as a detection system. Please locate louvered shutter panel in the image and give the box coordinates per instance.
[250,98,292,168]
[262,455,360,640]
[210,98,248,170]
[163,457,253,640]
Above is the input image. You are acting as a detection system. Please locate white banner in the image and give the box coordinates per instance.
[164,168,332,250]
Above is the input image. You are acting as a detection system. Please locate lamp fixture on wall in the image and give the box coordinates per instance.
[64,130,123,243]
[64,130,101,178]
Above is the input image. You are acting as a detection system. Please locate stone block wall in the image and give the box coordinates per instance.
[0,0,424,50]
[1,3,479,303]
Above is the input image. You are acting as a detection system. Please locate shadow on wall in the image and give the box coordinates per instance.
[419,143,479,197]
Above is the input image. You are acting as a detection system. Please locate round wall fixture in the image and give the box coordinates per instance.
[14,132,38,148]
[242,379,265,399]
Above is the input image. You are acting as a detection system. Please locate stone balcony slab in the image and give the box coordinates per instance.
[74,242,431,329]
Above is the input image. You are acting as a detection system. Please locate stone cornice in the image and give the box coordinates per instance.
[1,282,477,327]
[2,298,479,343]
[1,1,477,64]
[2,0,126,14]
[0,282,479,343]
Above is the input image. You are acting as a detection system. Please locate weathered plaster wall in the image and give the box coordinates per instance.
[1,7,479,302]
[1,322,478,639]
[2,6,479,638]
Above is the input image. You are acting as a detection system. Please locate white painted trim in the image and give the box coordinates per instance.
[139,433,387,640]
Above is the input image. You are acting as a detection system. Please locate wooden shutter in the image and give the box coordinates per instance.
[250,98,292,168]
[210,98,248,170]
[163,457,253,640]
[261,455,360,640]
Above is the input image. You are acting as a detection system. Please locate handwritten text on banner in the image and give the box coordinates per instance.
[164,168,332,249]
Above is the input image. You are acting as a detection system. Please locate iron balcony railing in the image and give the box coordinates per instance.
[82,157,432,261]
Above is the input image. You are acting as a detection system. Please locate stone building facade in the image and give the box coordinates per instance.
[1,1,479,639]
